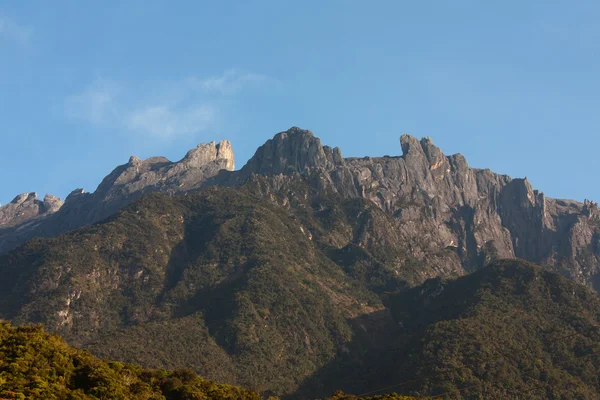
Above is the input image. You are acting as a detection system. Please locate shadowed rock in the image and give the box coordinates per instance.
[2,127,600,292]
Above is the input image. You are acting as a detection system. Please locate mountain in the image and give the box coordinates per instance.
[0,192,63,230]
[2,170,600,396]
[0,181,397,395]
[0,140,234,254]
[3,222,600,399]
[2,128,600,292]
[3,127,600,397]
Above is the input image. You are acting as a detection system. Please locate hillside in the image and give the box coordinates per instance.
[2,128,600,397]
[0,320,423,400]
[2,180,600,398]
[298,260,600,399]
[0,320,261,399]
[0,179,403,395]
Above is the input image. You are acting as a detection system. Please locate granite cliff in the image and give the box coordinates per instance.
[225,128,600,290]
[0,192,62,228]
[0,140,234,253]
[2,127,600,291]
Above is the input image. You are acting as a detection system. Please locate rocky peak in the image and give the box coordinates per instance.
[42,194,64,213]
[583,199,599,219]
[4,126,600,296]
[420,137,446,167]
[93,139,235,199]
[0,192,63,228]
[10,192,38,206]
[39,140,237,231]
[181,140,235,171]
[239,127,343,179]
[65,189,86,203]
[502,178,538,208]
[217,140,235,170]
[400,134,454,172]
[397,134,453,194]
[400,133,425,158]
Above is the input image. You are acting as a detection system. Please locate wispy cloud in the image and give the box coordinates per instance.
[0,16,33,43]
[126,105,215,139]
[63,70,274,139]
[64,80,120,124]
[189,70,269,94]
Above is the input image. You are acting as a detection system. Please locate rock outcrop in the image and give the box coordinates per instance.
[0,193,63,228]
[232,128,600,289]
[235,127,343,180]
[2,127,600,291]
[67,139,235,227]
[0,140,234,253]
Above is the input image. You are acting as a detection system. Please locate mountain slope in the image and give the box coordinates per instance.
[3,172,600,397]
[0,179,403,395]
[0,319,425,399]
[4,127,600,397]
[298,260,600,399]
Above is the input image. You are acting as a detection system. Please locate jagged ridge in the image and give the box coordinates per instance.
[2,126,600,292]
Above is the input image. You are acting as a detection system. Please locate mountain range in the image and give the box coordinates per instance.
[2,127,600,398]
[3,127,600,290]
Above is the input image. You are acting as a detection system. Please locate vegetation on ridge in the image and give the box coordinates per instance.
[3,175,600,398]
[0,179,405,396]
[298,260,600,399]
[0,320,427,399]
[0,321,261,399]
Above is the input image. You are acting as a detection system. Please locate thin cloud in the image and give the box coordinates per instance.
[0,16,33,43]
[64,70,273,140]
[126,104,215,139]
[189,69,271,94]
[64,80,120,124]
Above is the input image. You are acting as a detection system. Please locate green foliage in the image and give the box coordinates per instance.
[0,320,262,399]
[0,321,427,400]
[326,391,423,400]
[3,175,600,398]
[401,260,600,399]
[298,260,600,399]
[0,182,401,395]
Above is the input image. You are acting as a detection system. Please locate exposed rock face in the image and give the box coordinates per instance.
[2,127,600,291]
[0,140,234,253]
[0,192,63,228]
[235,127,343,180]
[96,139,234,201]
[76,139,235,226]
[232,128,600,289]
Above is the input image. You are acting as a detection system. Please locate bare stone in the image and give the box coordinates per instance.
[3,127,600,293]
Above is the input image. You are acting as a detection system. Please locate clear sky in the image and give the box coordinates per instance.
[1,1,599,205]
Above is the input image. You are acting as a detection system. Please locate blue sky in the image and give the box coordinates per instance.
[1,1,599,205]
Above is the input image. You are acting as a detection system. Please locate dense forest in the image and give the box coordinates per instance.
[0,320,425,399]
[0,320,263,399]
[3,258,600,398]
[298,260,600,399]
[2,178,600,398]
[0,182,411,395]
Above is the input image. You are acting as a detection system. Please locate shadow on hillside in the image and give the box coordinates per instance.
[290,273,489,399]
[154,212,249,354]
[288,307,415,400]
